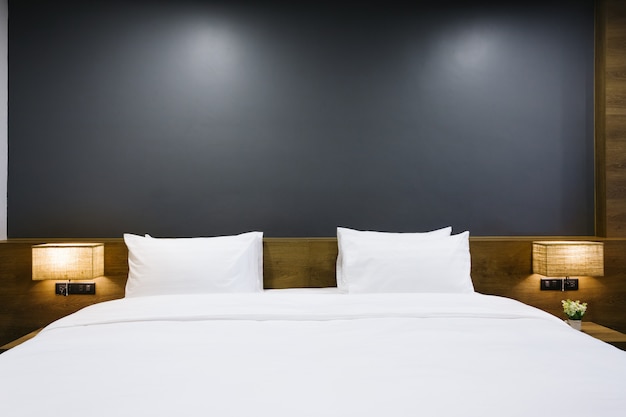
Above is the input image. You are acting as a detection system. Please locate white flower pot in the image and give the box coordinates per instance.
[567,319,582,331]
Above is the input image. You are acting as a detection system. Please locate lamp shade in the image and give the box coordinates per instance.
[32,243,104,280]
[532,241,604,277]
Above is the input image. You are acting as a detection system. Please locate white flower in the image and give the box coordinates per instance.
[561,299,587,320]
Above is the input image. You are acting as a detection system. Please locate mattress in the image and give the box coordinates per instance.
[1,292,625,417]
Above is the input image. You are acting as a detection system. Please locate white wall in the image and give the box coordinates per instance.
[0,0,6,239]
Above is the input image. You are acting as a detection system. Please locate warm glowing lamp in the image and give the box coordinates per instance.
[32,243,104,295]
[532,241,604,290]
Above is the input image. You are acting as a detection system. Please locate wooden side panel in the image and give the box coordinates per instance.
[2,237,626,347]
[470,238,626,333]
[602,0,626,236]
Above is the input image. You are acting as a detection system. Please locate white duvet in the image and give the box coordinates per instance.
[1,292,625,417]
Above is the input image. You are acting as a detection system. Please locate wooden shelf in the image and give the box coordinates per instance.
[582,322,626,349]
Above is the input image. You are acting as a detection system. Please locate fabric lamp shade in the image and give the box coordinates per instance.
[532,241,604,277]
[32,243,104,280]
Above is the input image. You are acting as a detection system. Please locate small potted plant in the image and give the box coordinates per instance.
[561,299,587,330]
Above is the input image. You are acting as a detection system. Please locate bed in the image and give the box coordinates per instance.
[1,229,625,416]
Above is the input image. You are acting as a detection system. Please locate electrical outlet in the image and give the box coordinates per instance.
[564,278,579,291]
[540,279,562,291]
[540,278,579,291]
[55,283,96,295]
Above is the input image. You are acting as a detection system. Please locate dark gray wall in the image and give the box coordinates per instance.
[8,1,595,237]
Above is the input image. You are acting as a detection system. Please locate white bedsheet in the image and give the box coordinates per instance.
[1,292,625,417]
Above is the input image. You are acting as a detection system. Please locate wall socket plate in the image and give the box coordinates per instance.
[540,279,562,290]
[55,282,96,295]
[540,278,579,291]
[563,278,579,291]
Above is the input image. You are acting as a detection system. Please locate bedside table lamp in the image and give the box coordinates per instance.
[32,243,104,295]
[532,241,604,291]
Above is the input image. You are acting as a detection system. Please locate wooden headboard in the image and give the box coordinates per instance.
[1,237,626,346]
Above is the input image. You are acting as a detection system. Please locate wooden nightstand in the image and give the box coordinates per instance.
[582,322,626,351]
[0,328,43,354]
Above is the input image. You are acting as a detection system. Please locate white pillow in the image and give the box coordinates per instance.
[336,226,452,292]
[124,231,263,297]
[339,230,474,293]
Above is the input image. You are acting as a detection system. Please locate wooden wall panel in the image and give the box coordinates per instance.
[599,0,626,236]
[470,238,626,333]
[1,237,625,347]
[263,238,338,289]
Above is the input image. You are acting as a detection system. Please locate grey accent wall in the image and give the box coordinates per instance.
[8,1,595,237]
[0,0,6,240]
